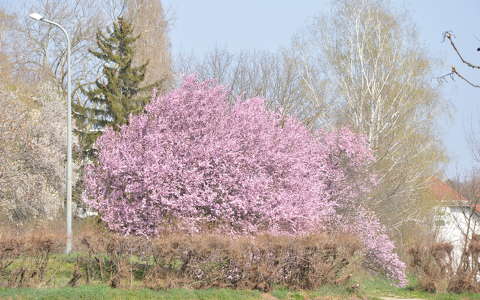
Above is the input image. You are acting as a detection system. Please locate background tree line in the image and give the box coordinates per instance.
[0,0,448,246]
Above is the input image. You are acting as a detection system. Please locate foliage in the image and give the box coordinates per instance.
[345,208,407,287]
[75,17,158,159]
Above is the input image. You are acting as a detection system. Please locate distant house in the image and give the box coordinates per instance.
[73,202,98,219]
[431,177,480,265]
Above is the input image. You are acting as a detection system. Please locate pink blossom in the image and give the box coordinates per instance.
[83,76,406,285]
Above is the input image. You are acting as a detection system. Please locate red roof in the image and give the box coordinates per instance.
[428,177,480,213]
[429,177,468,202]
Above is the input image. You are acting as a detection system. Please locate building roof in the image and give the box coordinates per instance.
[429,177,468,202]
[429,176,480,213]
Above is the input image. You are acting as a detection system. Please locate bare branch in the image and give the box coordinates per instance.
[443,31,480,70]
[439,66,480,88]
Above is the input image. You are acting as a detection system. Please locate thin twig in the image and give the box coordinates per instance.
[438,32,480,88]
[444,31,480,70]
[439,66,480,88]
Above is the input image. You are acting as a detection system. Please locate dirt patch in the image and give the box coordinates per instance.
[261,294,279,300]
[380,297,425,300]
[261,294,365,300]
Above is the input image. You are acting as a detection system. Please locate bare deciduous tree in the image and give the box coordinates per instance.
[176,47,329,129]
[2,0,106,97]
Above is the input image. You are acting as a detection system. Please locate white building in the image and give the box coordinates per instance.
[431,178,480,266]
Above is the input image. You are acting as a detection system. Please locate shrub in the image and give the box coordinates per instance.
[0,236,22,284]
[0,230,61,288]
[407,240,480,293]
[149,233,364,291]
[72,231,362,291]
[77,231,148,289]
[84,76,374,236]
[83,76,406,285]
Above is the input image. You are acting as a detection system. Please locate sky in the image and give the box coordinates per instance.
[162,0,480,179]
[1,0,479,178]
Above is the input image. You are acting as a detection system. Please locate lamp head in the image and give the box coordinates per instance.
[29,13,44,21]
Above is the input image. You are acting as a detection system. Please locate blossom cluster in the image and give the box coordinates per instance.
[345,209,407,286]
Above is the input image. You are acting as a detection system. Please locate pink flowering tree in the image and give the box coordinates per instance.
[83,76,406,285]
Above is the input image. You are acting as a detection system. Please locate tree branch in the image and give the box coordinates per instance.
[440,31,480,88]
[444,31,480,70]
[439,66,480,88]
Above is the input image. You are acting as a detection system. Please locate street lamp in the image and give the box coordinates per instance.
[29,13,73,254]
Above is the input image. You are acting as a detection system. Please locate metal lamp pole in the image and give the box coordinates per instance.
[29,13,73,254]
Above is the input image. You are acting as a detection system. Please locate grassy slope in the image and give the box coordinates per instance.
[0,285,364,300]
[361,276,480,300]
[2,282,480,300]
[0,286,261,300]
[3,282,480,300]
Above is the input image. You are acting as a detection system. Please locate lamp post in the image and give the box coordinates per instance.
[29,13,73,254]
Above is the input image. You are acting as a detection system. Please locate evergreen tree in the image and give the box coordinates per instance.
[74,17,157,158]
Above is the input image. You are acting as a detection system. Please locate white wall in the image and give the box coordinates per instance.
[435,206,480,266]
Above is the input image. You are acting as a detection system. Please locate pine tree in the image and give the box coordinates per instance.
[74,17,158,158]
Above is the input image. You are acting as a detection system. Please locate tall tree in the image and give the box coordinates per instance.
[75,17,155,158]
[125,0,173,92]
[83,77,406,285]
[4,0,105,95]
[297,0,448,231]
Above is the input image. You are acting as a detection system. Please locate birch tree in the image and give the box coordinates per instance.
[299,0,447,230]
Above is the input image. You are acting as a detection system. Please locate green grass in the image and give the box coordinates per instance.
[271,284,360,300]
[4,281,480,300]
[0,285,261,300]
[1,285,360,300]
[361,274,480,300]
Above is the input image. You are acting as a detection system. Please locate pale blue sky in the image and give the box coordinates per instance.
[2,0,479,178]
[163,0,480,179]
